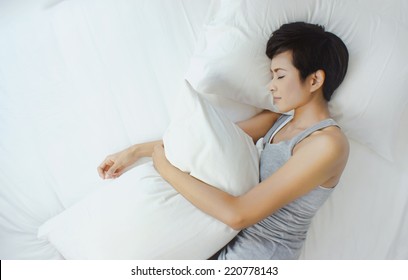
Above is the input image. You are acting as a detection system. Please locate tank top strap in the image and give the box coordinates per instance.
[290,118,339,149]
[263,114,293,145]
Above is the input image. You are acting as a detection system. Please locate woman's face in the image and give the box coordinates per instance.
[268,50,311,113]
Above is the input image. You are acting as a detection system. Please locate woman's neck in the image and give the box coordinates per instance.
[290,94,331,129]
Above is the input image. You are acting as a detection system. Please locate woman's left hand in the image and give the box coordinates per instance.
[152,143,172,177]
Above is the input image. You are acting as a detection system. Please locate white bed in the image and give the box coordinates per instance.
[1,0,407,259]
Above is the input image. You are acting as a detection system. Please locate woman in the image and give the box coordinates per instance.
[97,22,349,259]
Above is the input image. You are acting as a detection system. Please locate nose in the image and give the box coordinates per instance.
[268,80,276,93]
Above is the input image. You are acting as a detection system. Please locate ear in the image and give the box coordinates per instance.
[309,70,325,92]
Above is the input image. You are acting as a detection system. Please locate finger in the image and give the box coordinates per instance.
[105,163,122,179]
[111,163,125,178]
[97,159,113,179]
[111,168,124,179]
[97,167,105,179]
[97,163,108,179]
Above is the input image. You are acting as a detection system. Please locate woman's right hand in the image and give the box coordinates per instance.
[97,146,139,180]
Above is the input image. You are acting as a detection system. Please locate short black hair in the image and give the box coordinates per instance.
[266,22,349,101]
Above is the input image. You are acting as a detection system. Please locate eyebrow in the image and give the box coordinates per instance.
[270,67,287,72]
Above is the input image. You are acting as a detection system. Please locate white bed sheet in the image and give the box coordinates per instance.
[1,0,407,259]
[0,0,212,259]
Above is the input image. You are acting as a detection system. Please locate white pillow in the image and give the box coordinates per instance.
[37,80,259,259]
[186,0,408,161]
[185,0,276,112]
[164,80,259,196]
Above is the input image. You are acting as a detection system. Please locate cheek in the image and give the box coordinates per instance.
[287,78,305,96]
[280,80,307,108]
[283,80,299,98]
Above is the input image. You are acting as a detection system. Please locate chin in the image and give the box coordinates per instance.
[275,105,293,115]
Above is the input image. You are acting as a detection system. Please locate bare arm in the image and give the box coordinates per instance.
[237,110,281,143]
[98,110,278,179]
[153,131,348,230]
[97,140,162,179]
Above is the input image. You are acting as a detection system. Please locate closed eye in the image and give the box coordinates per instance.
[277,76,285,79]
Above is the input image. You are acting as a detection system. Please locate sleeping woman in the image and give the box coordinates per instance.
[97,22,349,260]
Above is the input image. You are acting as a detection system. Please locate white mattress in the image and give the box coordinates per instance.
[1,0,407,259]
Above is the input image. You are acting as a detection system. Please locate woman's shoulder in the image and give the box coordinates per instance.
[318,124,349,150]
[302,125,349,150]
[292,124,349,188]
[294,124,349,163]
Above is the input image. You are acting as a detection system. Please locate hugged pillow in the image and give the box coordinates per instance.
[186,0,408,161]
[37,80,259,259]
[164,80,259,196]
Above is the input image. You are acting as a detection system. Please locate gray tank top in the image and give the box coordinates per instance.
[217,114,338,260]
